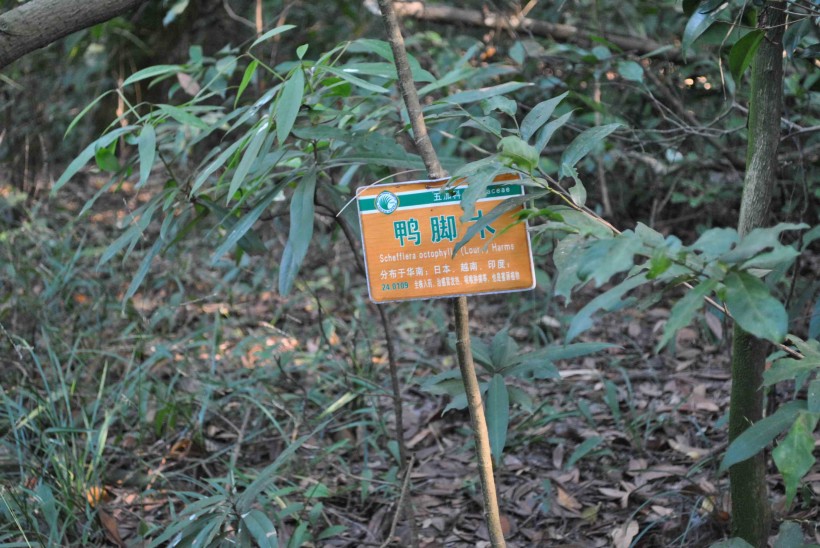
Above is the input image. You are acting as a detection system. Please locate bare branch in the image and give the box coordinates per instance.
[0,0,147,70]
[392,2,682,61]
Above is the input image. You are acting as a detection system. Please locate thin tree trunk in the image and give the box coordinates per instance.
[728,3,785,545]
[375,1,506,546]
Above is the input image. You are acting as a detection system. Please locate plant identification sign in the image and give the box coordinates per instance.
[357,176,535,303]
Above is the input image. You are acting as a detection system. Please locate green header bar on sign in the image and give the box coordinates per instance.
[358,183,524,213]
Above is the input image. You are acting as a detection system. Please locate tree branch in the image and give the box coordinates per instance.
[391,2,682,62]
[0,0,148,70]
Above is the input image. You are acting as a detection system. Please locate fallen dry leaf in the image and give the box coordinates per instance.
[611,519,639,548]
[98,508,125,547]
[556,486,582,511]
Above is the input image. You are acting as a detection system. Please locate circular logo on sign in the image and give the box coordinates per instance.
[375,191,399,214]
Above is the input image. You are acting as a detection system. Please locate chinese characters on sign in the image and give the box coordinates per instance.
[357,176,535,303]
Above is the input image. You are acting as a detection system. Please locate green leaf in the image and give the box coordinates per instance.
[577,231,642,287]
[534,110,573,154]
[809,379,820,414]
[460,115,502,137]
[240,510,279,548]
[235,60,260,107]
[157,104,210,130]
[710,540,755,548]
[723,271,788,343]
[617,60,644,83]
[526,342,617,362]
[279,170,317,295]
[228,122,270,203]
[124,236,164,303]
[250,24,297,49]
[450,157,506,223]
[567,273,647,342]
[498,136,539,172]
[719,223,807,264]
[565,436,603,469]
[211,184,282,263]
[720,401,805,472]
[773,412,818,508]
[64,90,116,138]
[773,522,807,548]
[729,30,765,83]
[277,68,304,144]
[122,65,182,87]
[689,227,738,260]
[560,124,620,175]
[53,127,136,194]
[321,66,390,93]
[444,81,531,105]
[567,172,587,207]
[490,330,518,370]
[453,193,540,256]
[682,2,724,56]
[784,18,812,59]
[764,338,820,386]
[137,125,156,188]
[287,522,308,548]
[191,139,244,196]
[500,342,616,378]
[95,143,120,172]
[646,251,673,279]
[520,92,568,142]
[486,374,510,462]
[346,38,436,82]
[657,279,718,351]
[554,234,586,303]
[481,95,517,117]
[237,420,328,511]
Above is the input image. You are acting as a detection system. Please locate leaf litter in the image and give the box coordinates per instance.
[1,173,818,546]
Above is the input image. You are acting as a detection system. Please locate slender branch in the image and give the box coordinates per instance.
[318,192,419,548]
[377,0,444,179]
[453,295,506,547]
[391,2,682,61]
[376,1,506,546]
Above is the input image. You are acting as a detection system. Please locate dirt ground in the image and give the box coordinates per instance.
[2,172,818,547]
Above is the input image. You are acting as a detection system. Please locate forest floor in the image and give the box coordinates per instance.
[1,172,818,547]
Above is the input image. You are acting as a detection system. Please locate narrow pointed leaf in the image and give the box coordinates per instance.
[279,170,317,295]
[235,60,260,107]
[560,124,620,176]
[535,110,573,154]
[137,125,156,188]
[720,401,805,472]
[486,374,510,462]
[211,184,282,262]
[122,65,182,87]
[567,273,647,342]
[241,510,279,548]
[250,24,296,49]
[657,279,719,351]
[228,122,270,203]
[53,127,136,194]
[444,82,531,105]
[520,92,568,142]
[729,30,765,83]
[276,68,304,144]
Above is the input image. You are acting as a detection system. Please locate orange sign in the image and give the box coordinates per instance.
[357,176,535,303]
